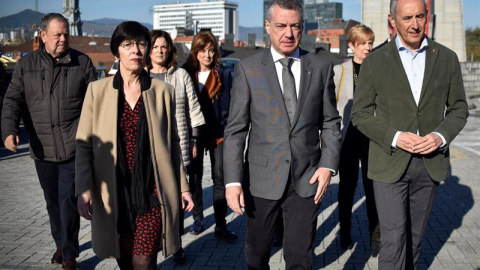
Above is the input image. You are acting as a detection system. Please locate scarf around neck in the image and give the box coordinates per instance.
[113,69,159,233]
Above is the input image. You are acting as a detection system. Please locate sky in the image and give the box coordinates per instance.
[0,0,479,29]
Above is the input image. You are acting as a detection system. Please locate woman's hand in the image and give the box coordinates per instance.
[190,140,197,159]
[77,192,93,220]
[181,192,194,212]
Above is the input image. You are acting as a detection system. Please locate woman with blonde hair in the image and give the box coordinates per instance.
[335,24,380,256]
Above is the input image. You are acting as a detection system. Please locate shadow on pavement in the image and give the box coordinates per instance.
[419,172,473,269]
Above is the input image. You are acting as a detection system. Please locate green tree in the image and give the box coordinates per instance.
[466,27,480,62]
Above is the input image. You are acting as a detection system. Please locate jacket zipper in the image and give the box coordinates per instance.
[56,68,68,159]
[41,68,46,98]
[47,65,59,159]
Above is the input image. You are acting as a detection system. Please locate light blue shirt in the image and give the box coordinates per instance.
[391,35,446,147]
[397,35,428,105]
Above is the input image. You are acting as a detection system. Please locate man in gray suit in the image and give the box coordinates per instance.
[223,0,342,268]
[351,0,469,268]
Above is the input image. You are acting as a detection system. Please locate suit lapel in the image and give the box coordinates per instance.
[419,38,438,106]
[262,50,290,126]
[384,41,417,107]
[293,49,312,128]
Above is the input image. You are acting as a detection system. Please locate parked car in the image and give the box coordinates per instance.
[108,60,119,77]
[220,57,239,77]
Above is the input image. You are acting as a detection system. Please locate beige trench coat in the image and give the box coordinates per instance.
[75,76,188,259]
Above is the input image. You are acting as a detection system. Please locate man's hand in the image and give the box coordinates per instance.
[77,193,93,220]
[225,186,245,215]
[181,191,194,212]
[4,135,20,152]
[413,133,442,155]
[309,168,332,204]
[396,132,422,153]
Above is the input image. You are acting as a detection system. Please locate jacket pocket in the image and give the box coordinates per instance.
[248,152,268,167]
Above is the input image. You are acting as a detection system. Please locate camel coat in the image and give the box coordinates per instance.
[75,76,188,259]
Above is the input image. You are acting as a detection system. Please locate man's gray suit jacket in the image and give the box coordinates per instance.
[223,48,342,200]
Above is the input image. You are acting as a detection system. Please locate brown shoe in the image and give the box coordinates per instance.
[51,249,62,264]
[62,258,77,270]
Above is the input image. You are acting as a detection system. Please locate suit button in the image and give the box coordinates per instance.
[417,112,421,116]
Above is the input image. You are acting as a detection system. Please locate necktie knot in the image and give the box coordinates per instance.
[279,57,293,68]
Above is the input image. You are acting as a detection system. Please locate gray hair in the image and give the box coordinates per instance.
[40,13,69,32]
[390,0,427,19]
[265,0,303,22]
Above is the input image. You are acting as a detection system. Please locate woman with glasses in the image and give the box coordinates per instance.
[182,31,236,240]
[75,21,194,270]
[146,29,205,263]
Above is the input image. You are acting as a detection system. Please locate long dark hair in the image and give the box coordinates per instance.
[182,31,221,74]
[147,30,177,70]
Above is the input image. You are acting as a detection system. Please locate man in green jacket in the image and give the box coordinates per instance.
[350,0,468,269]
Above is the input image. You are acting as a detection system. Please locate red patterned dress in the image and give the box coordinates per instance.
[118,97,162,256]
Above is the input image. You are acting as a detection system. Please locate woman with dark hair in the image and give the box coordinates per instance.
[147,29,205,263]
[182,31,236,239]
[75,21,194,270]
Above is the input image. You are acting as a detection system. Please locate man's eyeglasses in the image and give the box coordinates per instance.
[120,41,148,50]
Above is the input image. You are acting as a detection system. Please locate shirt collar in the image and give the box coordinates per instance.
[395,35,429,53]
[271,47,300,63]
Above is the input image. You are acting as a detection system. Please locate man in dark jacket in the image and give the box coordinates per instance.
[1,13,96,270]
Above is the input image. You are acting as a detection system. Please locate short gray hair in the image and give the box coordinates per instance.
[265,0,303,22]
[390,0,427,19]
[40,13,69,32]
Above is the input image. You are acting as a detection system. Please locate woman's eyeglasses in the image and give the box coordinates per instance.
[120,41,148,50]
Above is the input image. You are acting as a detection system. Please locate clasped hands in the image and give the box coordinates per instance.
[396,132,443,155]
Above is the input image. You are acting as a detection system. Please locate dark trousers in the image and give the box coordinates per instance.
[245,180,320,270]
[188,142,227,227]
[338,124,379,239]
[373,156,439,270]
[34,158,80,260]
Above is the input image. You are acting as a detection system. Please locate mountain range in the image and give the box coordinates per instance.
[0,9,263,42]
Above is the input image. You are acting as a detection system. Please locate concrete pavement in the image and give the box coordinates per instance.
[0,108,479,269]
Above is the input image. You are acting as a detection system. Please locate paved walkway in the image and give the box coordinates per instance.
[1,106,479,269]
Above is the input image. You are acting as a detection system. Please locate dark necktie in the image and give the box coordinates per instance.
[279,57,297,124]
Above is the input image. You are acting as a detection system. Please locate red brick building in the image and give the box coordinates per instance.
[307,19,360,49]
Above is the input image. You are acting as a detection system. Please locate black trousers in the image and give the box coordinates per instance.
[245,179,320,270]
[373,156,439,270]
[338,124,379,239]
[34,158,80,260]
[188,142,228,227]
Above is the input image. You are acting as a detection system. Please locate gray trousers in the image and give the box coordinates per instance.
[373,156,439,270]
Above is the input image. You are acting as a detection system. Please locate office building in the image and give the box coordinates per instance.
[304,0,343,32]
[152,0,239,41]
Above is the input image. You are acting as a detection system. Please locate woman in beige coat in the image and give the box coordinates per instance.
[75,21,193,270]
